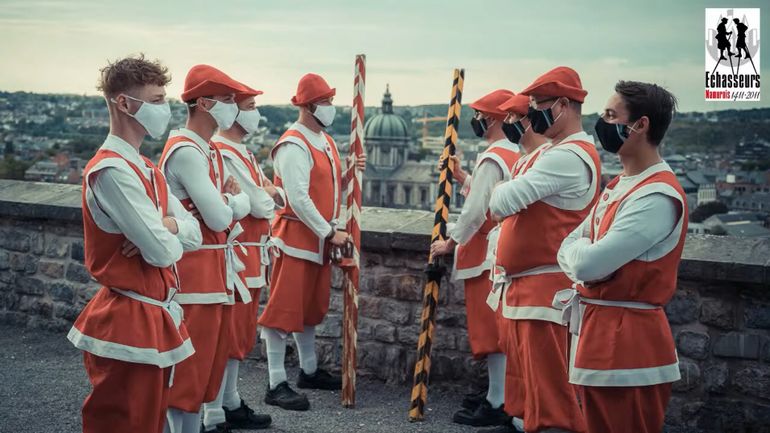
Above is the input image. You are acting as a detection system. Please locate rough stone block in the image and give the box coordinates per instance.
[0,250,9,270]
[745,303,770,330]
[38,261,65,279]
[700,297,737,330]
[0,230,30,252]
[70,240,84,262]
[712,332,761,359]
[672,358,700,392]
[16,276,46,296]
[664,289,699,325]
[734,364,770,400]
[316,314,342,338]
[47,281,75,303]
[676,330,710,360]
[66,263,92,284]
[703,362,729,394]
[43,234,69,258]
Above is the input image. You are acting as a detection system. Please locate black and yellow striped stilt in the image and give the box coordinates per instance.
[408,68,464,422]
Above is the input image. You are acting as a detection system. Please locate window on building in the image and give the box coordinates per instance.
[420,188,428,205]
[403,186,412,205]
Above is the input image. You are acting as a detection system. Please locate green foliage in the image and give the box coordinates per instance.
[690,201,729,223]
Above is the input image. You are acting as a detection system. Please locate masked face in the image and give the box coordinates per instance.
[502,114,529,144]
[235,107,261,135]
[112,94,171,139]
[528,98,566,135]
[312,103,336,128]
[202,98,238,129]
[470,112,493,138]
[594,116,639,154]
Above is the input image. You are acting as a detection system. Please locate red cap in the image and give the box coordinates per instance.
[181,65,247,103]
[235,83,264,103]
[469,89,514,120]
[497,93,530,117]
[291,73,336,106]
[520,66,587,103]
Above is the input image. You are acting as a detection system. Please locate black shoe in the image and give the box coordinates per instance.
[224,399,272,429]
[264,381,310,411]
[200,423,232,433]
[736,53,743,58]
[477,423,524,433]
[297,368,342,390]
[461,389,487,410]
[453,399,511,426]
[719,56,727,61]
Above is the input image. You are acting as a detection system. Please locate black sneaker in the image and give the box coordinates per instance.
[454,399,511,426]
[200,423,232,433]
[224,399,272,429]
[264,381,310,411]
[461,389,487,410]
[297,368,342,390]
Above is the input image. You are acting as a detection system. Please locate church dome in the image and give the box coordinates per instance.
[364,85,410,145]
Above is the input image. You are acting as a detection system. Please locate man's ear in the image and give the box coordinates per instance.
[112,94,130,114]
[636,116,650,134]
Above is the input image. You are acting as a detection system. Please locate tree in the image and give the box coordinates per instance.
[690,201,729,223]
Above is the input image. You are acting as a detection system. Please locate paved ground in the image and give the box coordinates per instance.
[0,324,481,433]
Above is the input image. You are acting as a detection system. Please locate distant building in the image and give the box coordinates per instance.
[363,86,464,210]
[24,161,62,182]
[703,212,769,237]
[732,192,770,213]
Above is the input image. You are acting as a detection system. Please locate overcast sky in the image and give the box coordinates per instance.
[1,0,766,113]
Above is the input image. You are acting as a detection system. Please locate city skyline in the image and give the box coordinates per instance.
[0,0,767,113]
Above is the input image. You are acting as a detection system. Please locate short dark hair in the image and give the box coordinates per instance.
[97,54,171,97]
[614,80,678,145]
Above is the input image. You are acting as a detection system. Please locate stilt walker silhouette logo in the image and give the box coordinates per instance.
[705,8,761,101]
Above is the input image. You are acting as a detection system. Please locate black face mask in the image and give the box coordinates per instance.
[594,117,633,154]
[501,121,526,144]
[470,117,488,138]
[528,99,562,134]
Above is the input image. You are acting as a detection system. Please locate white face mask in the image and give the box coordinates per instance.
[203,98,239,129]
[112,94,171,139]
[235,107,261,135]
[312,104,336,127]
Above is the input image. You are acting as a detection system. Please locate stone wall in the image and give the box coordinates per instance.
[1,179,769,432]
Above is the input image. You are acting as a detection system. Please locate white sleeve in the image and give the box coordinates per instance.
[450,161,502,245]
[557,216,592,282]
[165,146,233,232]
[274,142,333,238]
[489,149,590,218]
[221,160,251,220]
[90,167,183,268]
[223,156,275,220]
[557,193,680,283]
[165,191,202,252]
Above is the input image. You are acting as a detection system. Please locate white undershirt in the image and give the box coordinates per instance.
[163,128,250,233]
[212,135,284,220]
[449,140,512,245]
[272,122,336,239]
[89,134,202,268]
[489,131,594,217]
[557,161,679,283]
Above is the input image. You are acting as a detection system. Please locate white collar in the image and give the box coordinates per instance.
[487,138,520,154]
[555,130,595,146]
[101,134,145,167]
[291,122,328,150]
[619,160,672,184]
[169,128,211,153]
[212,134,249,157]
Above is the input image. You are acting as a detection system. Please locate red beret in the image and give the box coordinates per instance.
[235,83,264,103]
[469,89,514,121]
[181,65,247,103]
[497,93,531,117]
[291,73,336,106]
[520,66,587,103]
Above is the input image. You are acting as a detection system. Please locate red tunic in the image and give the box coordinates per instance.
[68,149,193,368]
[570,166,687,387]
